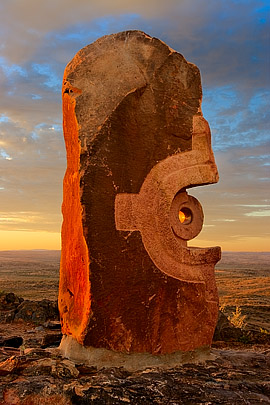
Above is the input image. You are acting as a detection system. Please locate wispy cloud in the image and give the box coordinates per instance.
[245,210,270,217]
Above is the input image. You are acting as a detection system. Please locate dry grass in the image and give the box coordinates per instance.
[215,251,270,331]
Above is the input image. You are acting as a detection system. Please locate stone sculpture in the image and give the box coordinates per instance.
[58,30,221,365]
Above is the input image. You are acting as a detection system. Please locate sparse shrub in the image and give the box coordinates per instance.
[238,334,251,344]
[219,302,227,313]
[260,327,270,335]
[228,306,246,329]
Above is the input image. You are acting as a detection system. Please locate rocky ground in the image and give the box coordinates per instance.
[0,292,270,404]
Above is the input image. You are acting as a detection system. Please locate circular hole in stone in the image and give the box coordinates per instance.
[178,207,192,225]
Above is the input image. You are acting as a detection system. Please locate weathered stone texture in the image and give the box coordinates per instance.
[59,30,221,356]
[1,348,270,404]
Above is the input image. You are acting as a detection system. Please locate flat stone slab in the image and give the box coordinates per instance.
[59,335,213,371]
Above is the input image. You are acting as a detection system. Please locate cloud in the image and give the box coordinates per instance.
[1,0,268,87]
[0,56,62,127]
[0,0,184,63]
[0,117,65,232]
[0,0,269,250]
[245,210,270,217]
[192,141,270,248]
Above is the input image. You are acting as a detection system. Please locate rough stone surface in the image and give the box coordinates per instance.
[0,293,23,311]
[59,30,221,356]
[0,348,270,404]
[0,292,24,323]
[14,299,59,324]
[1,296,270,403]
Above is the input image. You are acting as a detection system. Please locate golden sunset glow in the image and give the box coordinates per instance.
[178,208,192,225]
[0,230,61,250]
[179,210,186,224]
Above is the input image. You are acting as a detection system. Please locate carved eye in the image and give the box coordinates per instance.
[170,191,203,241]
[178,207,192,225]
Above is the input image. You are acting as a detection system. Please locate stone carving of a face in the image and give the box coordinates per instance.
[59,30,221,355]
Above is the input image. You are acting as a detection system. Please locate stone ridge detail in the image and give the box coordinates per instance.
[59,30,221,357]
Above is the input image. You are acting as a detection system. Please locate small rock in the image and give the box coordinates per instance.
[43,320,61,330]
[0,309,16,323]
[76,364,97,375]
[35,326,44,331]
[0,347,20,361]
[0,356,19,376]
[41,332,62,348]
[213,310,242,341]
[0,336,23,348]
[53,359,79,379]
[24,348,52,358]
[22,358,56,377]
[0,293,25,324]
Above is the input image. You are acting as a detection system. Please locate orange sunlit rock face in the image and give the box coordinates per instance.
[59,30,221,360]
[58,82,91,344]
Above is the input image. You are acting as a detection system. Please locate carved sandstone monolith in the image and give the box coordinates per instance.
[59,30,221,367]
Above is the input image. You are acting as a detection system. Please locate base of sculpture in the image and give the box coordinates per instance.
[59,335,214,371]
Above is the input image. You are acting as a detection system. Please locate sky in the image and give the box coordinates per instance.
[0,0,269,251]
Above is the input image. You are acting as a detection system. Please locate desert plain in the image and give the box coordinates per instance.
[0,249,269,333]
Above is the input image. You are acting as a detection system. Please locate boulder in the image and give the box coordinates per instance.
[14,299,59,324]
[0,292,23,311]
[0,292,24,322]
